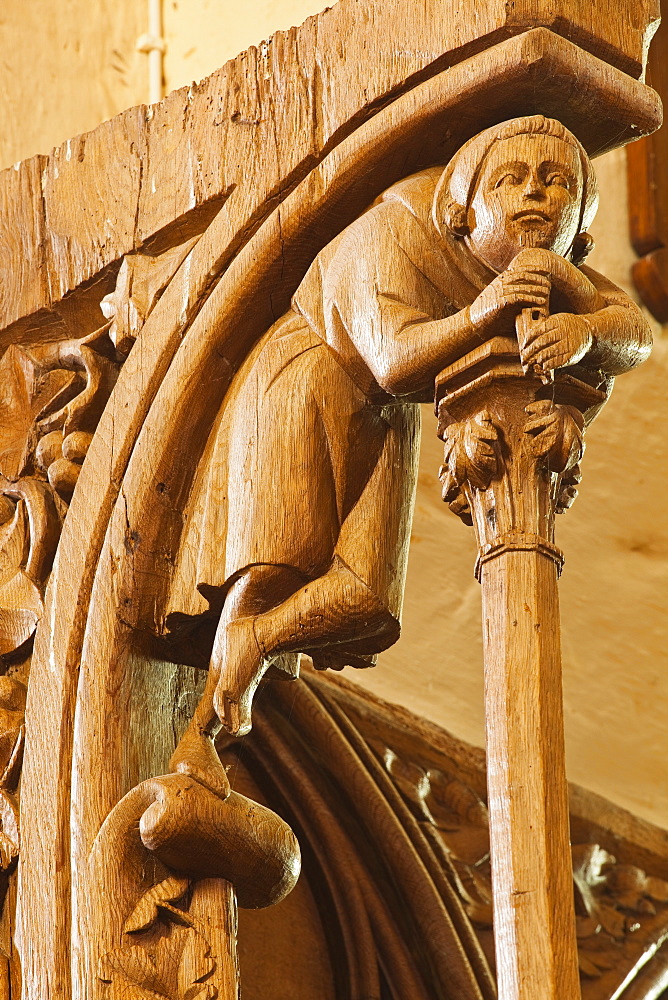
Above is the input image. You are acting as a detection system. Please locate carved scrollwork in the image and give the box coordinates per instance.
[0,236,200,665]
[0,675,27,921]
[214,668,668,1000]
[366,704,668,998]
[0,326,121,674]
[0,238,196,669]
[89,767,299,1000]
[0,481,60,660]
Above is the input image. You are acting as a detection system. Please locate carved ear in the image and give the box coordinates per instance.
[442,201,470,237]
[570,231,595,267]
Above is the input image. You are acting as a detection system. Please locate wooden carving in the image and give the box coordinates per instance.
[0,1,663,998]
[628,15,668,321]
[432,119,651,1000]
[229,667,668,1000]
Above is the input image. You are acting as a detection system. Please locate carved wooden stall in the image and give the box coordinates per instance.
[0,0,664,998]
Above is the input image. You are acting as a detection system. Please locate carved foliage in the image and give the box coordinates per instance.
[439,410,502,523]
[573,845,668,983]
[438,401,585,529]
[99,878,218,1000]
[374,712,668,998]
[233,670,668,1000]
[0,324,122,666]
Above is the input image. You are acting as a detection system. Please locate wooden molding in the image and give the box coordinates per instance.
[231,666,668,1000]
[0,1,662,998]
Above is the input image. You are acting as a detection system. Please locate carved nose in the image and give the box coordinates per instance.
[523,175,545,199]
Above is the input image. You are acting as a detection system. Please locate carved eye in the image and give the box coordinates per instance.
[546,173,569,189]
[495,173,521,188]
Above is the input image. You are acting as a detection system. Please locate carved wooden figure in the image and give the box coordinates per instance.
[0,1,663,998]
[166,114,650,1000]
[434,117,651,1000]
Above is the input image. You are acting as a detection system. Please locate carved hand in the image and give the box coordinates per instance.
[519,312,593,372]
[469,269,551,335]
[509,248,604,313]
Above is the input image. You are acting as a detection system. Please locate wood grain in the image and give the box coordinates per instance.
[0,1,660,998]
[432,121,651,1000]
[0,0,661,337]
[626,13,668,322]
[227,665,668,1000]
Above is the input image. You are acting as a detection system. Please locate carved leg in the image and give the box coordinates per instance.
[175,557,398,748]
[171,564,305,784]
[215,557,397,734]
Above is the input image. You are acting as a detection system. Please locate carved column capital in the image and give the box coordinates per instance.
[436,336,603,578]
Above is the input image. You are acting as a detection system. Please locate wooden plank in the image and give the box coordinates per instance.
[0,157,48,328]
[43,107,147,302]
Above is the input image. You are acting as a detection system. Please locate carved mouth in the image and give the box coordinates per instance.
[513,210,551,223]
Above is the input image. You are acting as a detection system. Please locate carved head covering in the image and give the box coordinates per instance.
[433,115,598,265]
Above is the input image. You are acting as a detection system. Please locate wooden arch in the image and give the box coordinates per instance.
[2,2,661,998]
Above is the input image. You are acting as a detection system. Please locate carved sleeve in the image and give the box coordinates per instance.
[578,265,653,375]
[319,206,482,397]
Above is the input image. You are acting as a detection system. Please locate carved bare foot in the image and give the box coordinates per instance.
[213,615,268,737]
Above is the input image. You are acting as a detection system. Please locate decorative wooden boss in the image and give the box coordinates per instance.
[0,0,661,998]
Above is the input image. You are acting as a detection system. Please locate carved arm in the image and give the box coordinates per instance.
[358,272,550,396]
[505,251,652,377]
[579,268,653,375]
[368,306,485,396]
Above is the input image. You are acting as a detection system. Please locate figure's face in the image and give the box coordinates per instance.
[467,134,583,271]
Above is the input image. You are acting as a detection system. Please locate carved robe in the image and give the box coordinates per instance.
[167,166,626,668]
[168,170,467,662]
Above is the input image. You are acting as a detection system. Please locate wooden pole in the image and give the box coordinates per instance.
[481,549,577,999]
[436,338,606,1000]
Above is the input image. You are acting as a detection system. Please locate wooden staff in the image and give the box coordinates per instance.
[436,328,605,1000]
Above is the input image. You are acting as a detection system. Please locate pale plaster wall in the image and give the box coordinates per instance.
[1,0,666,828]
[362,145,668,829]
[0,0,146,169]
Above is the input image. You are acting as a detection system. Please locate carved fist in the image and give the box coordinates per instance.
[470,269,551,335]
[523,401,584,473]
[519,312,593,372]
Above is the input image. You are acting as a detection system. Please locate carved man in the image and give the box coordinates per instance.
[172,115,650,777]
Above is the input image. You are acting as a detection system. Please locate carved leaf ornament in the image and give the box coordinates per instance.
[0,498,43,656]
[99,878,217,1000]
[222,669,668,1000]
[1,0,661,994]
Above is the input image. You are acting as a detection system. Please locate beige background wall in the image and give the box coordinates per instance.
[1,1,666,828]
